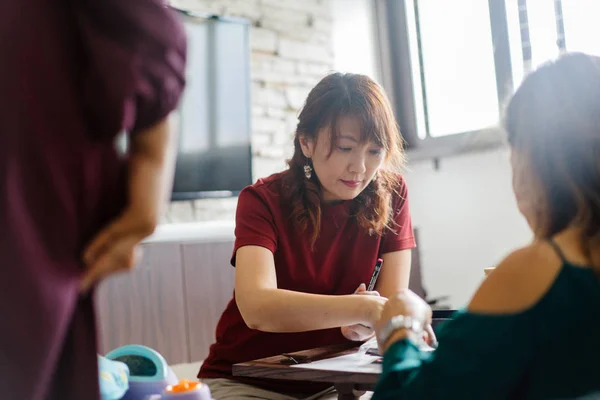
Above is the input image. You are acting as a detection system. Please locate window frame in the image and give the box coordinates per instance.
[375,0,516,161]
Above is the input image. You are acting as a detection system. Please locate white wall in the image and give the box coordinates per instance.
[404,147,532,307]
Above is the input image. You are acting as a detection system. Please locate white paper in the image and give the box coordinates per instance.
[289,351,383,374]
[289,337,435,374]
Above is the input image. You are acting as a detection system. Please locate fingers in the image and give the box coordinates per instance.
[351,323,374,339]
[82,212,144,265]
[83,222,119,265]
[423,324,438,348]
[355,289,380,298]
[80,243,142,294]
[355,283,366,293]
[355,284,380,296]
[342,324,374,342]
[354,284,382,299]
[80,254,114,294]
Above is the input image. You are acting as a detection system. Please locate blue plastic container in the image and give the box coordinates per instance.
[105,345,179,400]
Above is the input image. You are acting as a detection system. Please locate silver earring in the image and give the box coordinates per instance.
[303,159,313,179]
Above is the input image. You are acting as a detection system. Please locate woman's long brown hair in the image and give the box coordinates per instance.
[282,73,405,247]
[505,53,600,272]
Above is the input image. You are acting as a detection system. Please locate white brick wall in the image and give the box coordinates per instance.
[165,0,334,223]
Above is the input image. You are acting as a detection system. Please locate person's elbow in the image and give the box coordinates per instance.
[134,217,158,239]
[235,290,277,332]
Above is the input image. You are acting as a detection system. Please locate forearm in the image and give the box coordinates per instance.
[376,250,412,298]
[377,276,410,299]
[238,289,375,333]
[125,116,177,236]
[372,311,530,400]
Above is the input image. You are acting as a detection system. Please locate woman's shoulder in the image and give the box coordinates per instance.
[468,241,565,315]
[237,171,291,217]
[241,171,287,197]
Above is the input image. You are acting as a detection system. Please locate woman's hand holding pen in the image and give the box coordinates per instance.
[341,283,388,342]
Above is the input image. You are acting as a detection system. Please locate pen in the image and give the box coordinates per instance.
[367,258,384,291]
[356,258,384,329]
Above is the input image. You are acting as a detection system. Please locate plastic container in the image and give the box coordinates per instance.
[147,380,213,400]
[105,345,179,400]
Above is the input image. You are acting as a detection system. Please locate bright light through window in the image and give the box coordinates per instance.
[505,0,524,89]
[332,0,379,80]
[382,0,600,144]
[562,0,600,56]
[525,0,559,70]
[412,0,500,138]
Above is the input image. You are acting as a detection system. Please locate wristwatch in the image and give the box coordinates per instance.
[377,314,423,346]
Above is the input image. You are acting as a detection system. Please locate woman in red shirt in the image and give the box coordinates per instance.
[199,73,416,399]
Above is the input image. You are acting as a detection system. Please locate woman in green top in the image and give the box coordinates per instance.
[372,52,600,399]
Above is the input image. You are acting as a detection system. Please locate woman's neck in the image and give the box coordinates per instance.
[548,226,592,266]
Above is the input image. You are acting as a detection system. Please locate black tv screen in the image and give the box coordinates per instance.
[171,10,252,200]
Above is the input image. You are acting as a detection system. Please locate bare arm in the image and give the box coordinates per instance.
[76,0,185,292]
[375,249,412,298]
[339,249,412,341]
[80,116,177,292]
[126,116,178,234]
[234,246,386,333]
[372,245,559,400]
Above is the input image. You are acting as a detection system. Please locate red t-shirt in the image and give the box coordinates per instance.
[198,171,415,394]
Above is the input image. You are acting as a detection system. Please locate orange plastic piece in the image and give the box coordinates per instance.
[166,379,201,393]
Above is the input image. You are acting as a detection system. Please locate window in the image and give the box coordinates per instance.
[408,0,500,138]
[332,0,379,79]
[377,0,600,155]
[562,0,600,56]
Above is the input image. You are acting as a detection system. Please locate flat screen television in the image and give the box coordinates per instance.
[170,8,253,201]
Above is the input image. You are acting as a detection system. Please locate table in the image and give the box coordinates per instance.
[232,312,452,399]
[232,342,381,400]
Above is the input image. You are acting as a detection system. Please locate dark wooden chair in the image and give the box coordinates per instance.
[408,228,451,309]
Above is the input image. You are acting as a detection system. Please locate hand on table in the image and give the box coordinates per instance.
[375,289,437,353]
[341,283,387,342]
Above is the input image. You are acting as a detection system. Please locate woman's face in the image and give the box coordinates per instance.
[299,116,386,202]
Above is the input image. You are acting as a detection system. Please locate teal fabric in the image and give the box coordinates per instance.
[98,355,130,400]
[373,263,600,399]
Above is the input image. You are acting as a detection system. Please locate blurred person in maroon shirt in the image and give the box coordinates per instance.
[0,1,187,399]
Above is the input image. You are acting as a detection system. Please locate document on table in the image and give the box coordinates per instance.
[289,350,383,374]
[290,338,382,373]
[289,337,434,374]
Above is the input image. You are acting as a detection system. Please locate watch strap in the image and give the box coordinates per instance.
[377,314,423,345]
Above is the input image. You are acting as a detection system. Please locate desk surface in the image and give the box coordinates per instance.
[232,342,380,391]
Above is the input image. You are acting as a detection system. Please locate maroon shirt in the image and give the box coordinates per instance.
[0,2,186,399]
[198,172,416,394]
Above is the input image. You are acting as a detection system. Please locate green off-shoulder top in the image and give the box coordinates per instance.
[373,244,600,400]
